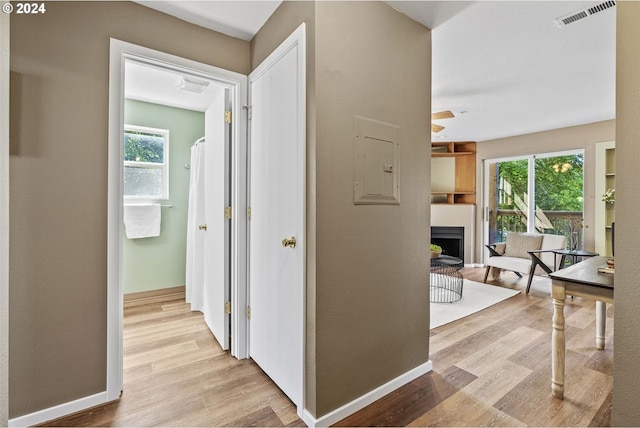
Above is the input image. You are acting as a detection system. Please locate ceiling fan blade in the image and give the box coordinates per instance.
[431,110,455,120]
[431,123,445,133]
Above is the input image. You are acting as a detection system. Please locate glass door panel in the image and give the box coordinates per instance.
[486,158,530,244]
[534,153,584,249]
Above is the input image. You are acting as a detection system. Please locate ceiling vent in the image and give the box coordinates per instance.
[177,77,209,94]
[554,0,616,28]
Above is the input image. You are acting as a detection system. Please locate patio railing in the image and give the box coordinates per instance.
[493,209,583,249]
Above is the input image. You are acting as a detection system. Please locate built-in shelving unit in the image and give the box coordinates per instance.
[431,141,476,204]
[595,141,615,257]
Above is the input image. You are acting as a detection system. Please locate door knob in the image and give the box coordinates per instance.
[282,236,296,248]
[198,224,207,231]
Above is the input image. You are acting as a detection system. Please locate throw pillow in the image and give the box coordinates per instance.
[504,233,543,259]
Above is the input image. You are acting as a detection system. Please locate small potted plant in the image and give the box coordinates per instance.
[602,188,615,204]
[430,244,442,259]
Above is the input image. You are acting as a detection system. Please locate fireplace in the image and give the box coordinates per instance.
[431,226,464,261]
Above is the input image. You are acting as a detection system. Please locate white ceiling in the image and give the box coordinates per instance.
[130,1,616,143]
[391,1,616,142]
[125,60,226,112]
[135,1,282,41]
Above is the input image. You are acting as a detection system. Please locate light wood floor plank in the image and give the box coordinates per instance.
[455,326,543,376]
[407,390,525,427]
[462,360,532,406]
[429,314,497,353]
[43,268,612,427]
[42,298,302,427]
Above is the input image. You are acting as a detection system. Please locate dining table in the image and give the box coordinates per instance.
[548,255,614,399]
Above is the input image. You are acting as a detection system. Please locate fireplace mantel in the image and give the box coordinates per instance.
[431,204,475,265]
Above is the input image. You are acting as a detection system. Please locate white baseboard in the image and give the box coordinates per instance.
[9,360,433,427]
[123,285,185,307]
[301,360,433,428]
[465,263,485,268]
[8,391,110,427]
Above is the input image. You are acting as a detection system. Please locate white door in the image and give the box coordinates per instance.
[248,24,306,407]
[202,89,231,350]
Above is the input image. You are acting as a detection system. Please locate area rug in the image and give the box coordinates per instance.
[430,279,520,329]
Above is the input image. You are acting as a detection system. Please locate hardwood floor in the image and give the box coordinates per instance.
[336,268,613,427]
[44,294,304,427]
[44,268,612,427]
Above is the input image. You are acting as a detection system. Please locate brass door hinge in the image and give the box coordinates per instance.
[224,111,232,124]
[224,301,231,314]
[247,207,252,220]
[224,206,232,219]
[246,306,251,319]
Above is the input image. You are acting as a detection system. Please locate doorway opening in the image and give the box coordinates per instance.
[123,57,232,339]
[483,149,585,261]
[107,39,249,401]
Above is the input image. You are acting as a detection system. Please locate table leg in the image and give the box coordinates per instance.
[596,301,606,350]
[551,295,566,399]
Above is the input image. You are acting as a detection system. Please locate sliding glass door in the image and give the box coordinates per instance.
[484,150,584,255]
[486,157,530,244]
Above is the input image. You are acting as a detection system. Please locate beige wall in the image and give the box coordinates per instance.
[314,3,430,416]
[9,1,249,418]
[475,120,615,263]
[613,2,640,425]
[253,1,431,418]
[250,1,316,70]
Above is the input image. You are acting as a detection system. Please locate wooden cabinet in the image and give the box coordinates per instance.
[431,141,476,204]
[595,141,615,256]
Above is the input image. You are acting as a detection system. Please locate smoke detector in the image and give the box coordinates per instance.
[554,0,616,28]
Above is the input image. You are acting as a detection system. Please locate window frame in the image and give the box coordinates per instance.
[123,124,170,201]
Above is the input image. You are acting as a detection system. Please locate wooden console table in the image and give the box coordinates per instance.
[548,256,613,399]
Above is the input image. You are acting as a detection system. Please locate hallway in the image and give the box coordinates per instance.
[44,293,302,427]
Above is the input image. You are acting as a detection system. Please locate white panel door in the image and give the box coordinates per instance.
[203,90,230,350]
[248,24,305,407]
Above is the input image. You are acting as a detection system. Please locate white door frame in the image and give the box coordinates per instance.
[107,39,248,400]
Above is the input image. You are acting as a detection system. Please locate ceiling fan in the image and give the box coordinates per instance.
[431,110,454,133]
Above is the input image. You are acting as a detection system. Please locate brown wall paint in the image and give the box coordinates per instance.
[613,2,640,425]
[314,3,430,416]
[476,120,615,263]
[9,1,249,417]
[250,1,315,71]
[253,1,431,418]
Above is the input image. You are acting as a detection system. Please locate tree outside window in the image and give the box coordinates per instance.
[497,154,584,212]
[123,125,169,200]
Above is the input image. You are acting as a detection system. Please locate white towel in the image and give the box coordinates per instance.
[123,204,161,239]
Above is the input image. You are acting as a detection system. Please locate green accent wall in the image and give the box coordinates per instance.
[123,99,204,294]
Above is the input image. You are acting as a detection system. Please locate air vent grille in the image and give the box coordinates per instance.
[555,0,616,27]
[587,0,616,15]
